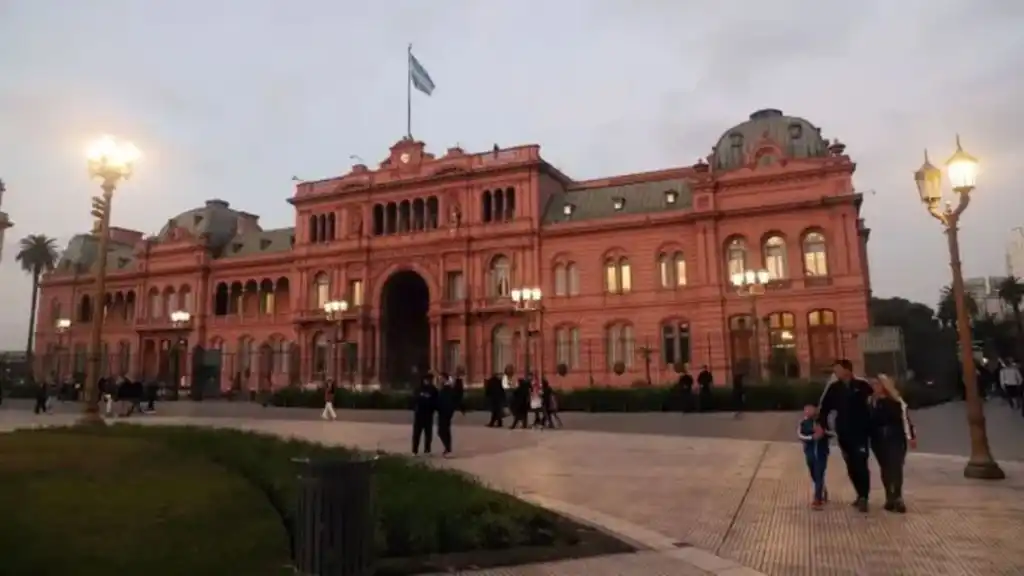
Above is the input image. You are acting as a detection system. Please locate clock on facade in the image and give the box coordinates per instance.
[399,153,410,164]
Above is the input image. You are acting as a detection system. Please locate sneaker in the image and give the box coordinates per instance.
[854,498,869,512]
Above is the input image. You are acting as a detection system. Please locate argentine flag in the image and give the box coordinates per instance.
[409,50,435,96]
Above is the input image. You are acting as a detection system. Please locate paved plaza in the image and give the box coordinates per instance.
[3,401,1023,575]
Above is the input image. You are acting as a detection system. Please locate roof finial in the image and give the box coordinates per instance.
[923,149,930,164]
[955,133,964,152]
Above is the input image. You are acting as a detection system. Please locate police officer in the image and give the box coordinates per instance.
[411,371,439,455]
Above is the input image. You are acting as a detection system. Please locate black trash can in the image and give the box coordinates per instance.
[292,457,375,576]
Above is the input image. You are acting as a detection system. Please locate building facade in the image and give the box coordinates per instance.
[35,108,871,391]
[1006,227,1024,279]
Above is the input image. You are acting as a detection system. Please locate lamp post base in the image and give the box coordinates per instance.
[963,459,1005,480]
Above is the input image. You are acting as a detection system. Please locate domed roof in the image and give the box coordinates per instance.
[157,199,260,251]
[711,109,829,171]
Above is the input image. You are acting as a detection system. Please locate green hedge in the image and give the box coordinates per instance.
[271,379,955,413]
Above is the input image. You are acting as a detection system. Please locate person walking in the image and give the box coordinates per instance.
[818,359,874,512]
[732,371,746,418]
[541,378,562,428]
[798,404,831,509]
[321,379,337,421]
[999,359,1022,409]
[33,379,49,415]
[868,374,917,514]
[484,373,505,427]
[509,377,530,430]
[437,376,458,457]
[411,373,439,455]
[697,365,713,412]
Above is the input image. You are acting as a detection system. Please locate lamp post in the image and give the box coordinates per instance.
[55,318,71,384]
[82,135,140,425]
[511,287,542,377]
[730,269,770,383]
[170,310,191,399]
[324,299,348,385]
[913,136,1004,480]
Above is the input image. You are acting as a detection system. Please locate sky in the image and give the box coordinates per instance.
[1,0,1022,349]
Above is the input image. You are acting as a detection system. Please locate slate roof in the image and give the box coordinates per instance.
[221,227,295,258]
[54,234,136,275]
[711,108,829,171]
[542,178,693,225]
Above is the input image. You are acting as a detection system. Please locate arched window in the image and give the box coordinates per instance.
[385,202,397,234]
[725,238,747,280]
[605,323,634,369]
[412,198,425,231]
[803,231,829,276]
[78,295,93,323]
[491,324,513,374]
[426,196,439,229]
[808,309,839,375]
[661,321,691,367]
[148,288,161,319]
[398,200,411,233]
[554,263,567,296]
[259,279,275,314]
[767,312,799,378]
[312,332,328,379]
[659,251,687,288]
[179,286,194,313]
[555,326,580,369]
[312,272,330,309]
[729,314,755,377]
[604,257,631,294]
[566,263,580,296]
[489,256,511,297]
[326,213,336,241]
[503,187,516,221]
[763,235,788,280]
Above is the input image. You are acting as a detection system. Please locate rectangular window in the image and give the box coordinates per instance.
[349,280,364,307]
[659,258,671,288]
[444,340,461,374]
[676,258,687,286]
[620,263,632,293]
[567,265,580,296]
[316,283,330,309]
[554,267,567,296]
[605,264,618,293]
[343,342,358,376]
[446,271,465,301]
[556,328,580,368]
[677,322,691,366]
[662,325,677,365]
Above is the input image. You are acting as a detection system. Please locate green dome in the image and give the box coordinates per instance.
[711,109,829,171]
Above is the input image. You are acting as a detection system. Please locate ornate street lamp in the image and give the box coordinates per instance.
[169,311,191,399]
[731,269,770,383]
[914,136,1003,480]
[324,299,348,384]
[82,135,140,425]
[55,318,71,383]
[511,287,542,377]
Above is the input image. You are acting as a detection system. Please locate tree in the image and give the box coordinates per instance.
[870,296,953,382]
[937,285,978,328]
[997,276,1024,359]
[15,234,60,380]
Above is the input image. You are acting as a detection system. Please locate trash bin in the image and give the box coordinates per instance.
[292,457,375,576]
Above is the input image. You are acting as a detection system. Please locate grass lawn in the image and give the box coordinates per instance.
[0,425,632,575]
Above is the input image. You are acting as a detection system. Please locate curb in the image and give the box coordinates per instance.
[519,492,768,576]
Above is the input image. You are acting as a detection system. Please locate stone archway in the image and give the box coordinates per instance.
[379,270,430,387]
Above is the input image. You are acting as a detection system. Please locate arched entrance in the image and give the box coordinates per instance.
[380,270,430,387]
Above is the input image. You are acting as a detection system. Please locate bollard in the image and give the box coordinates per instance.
[292,457,375,576]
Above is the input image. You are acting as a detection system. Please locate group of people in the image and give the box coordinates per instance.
[799,359,917,513]
[30,375,159,417]
[482,373,562,429]
[675,365,720,412]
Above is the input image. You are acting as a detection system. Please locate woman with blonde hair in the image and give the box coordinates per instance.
[868,373,917,513]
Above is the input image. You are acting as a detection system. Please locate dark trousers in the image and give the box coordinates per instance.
[487,403,504,427]
[838,437,871,500]
[698,389,712,412]
[804,444,830,501]
[872,437,907,501]
[34,396,47,414]
[412,413,434,454]
[437,411,453,453]
[545,408,563,428]
[510,410,528,429]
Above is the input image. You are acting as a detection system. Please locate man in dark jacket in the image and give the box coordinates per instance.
[731,371,746,417]
[697,366,713,411]
[411,372,438,455]
[818,358,874,512]
[437,377,458,457]
[485,374,505,427]
[677,367,694,413]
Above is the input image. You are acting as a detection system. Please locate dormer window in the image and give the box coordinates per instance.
[563,203,575,218]
[612,197,625,211]
[729,133,744,149]
[259,239,271,250]
[232,243,243,253]
[789,122,803,140]
[193,214,203,227]
[664,190,678,205]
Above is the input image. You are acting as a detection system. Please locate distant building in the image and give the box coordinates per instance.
[964,276,1009,320]
[1006,227,1024,278]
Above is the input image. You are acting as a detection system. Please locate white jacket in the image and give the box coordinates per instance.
[1000,366,1022,387]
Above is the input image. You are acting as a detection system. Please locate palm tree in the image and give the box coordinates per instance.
[998,275,1024,358]
[937,284,978,329]
[16,234,60,380]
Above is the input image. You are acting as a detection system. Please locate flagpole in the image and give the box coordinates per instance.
[406,43,412,140]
